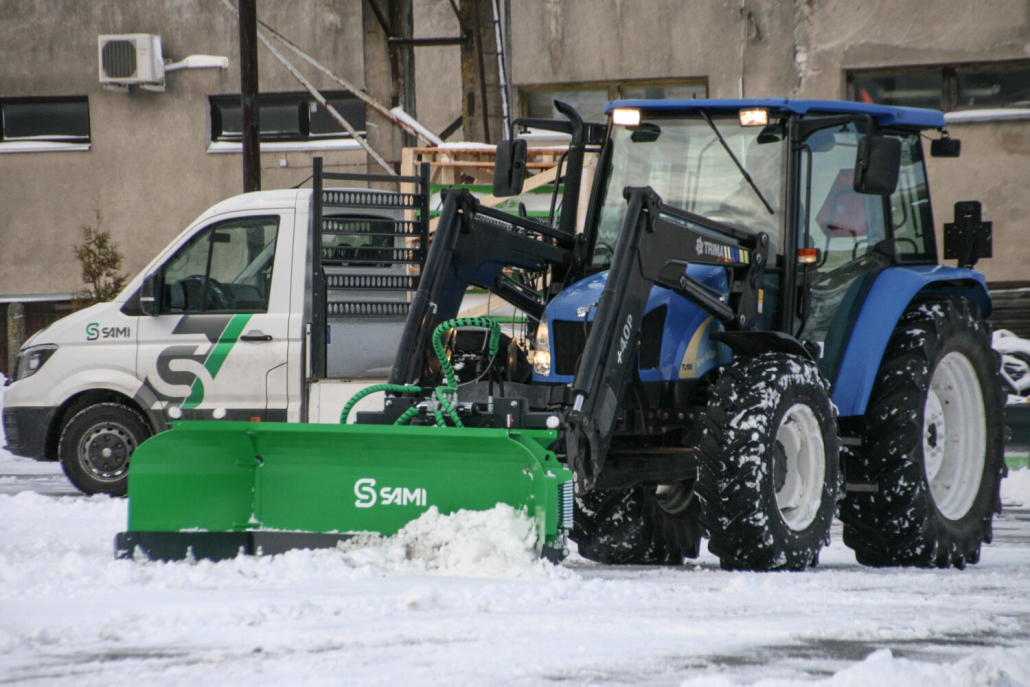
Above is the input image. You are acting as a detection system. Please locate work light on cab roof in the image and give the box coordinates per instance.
[738,108,768,126]
[611,108,641,126]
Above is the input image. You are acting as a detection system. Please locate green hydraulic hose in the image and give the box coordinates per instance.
[340,317,503,428]
[430,317,502,427]
[339,384,422,424]
[393,406,421,426]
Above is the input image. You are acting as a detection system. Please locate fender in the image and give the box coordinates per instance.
[39,368,145,412]
[831,265,991,417]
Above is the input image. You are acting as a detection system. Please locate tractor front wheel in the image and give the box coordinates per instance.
[572,481,703,565]
[696,353,840,571]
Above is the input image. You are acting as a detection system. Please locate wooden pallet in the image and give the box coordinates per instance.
[990,287,1030,338]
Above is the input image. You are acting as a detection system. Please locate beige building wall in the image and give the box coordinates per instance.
[2,0,1028,298]
[509,0,1030,283]
[0,0,463,299]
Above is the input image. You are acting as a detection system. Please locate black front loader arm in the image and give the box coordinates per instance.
[389,189,573,386]
[564,187,770,492]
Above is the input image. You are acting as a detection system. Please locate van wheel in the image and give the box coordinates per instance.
[59,403,152,496]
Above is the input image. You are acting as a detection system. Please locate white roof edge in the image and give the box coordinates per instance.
[0,293,76,303]
[207,139,364,154]
[944,108,1030,124]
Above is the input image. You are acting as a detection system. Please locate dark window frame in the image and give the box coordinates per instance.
[520,77,709,120]
[0,96,91,144]
[847,60,1030,112]
[210,91,366,143]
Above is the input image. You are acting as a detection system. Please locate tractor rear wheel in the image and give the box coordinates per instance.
[696,353,840,571]
[839,297,1005,568]
[572,481,703,565]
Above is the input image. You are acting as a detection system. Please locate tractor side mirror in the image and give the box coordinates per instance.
[853,134,901,195]
[140,273,159,317]
[931,137,961,157]
[492,138,527,197]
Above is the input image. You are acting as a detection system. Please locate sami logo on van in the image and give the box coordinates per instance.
[86,323,131,341]
[354,478,428,508]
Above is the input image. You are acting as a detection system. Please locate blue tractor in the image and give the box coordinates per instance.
[360,98,1003,570]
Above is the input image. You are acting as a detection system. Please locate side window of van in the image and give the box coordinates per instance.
[161,216,279,313]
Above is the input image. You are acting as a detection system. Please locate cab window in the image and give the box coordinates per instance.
[161,216,279,313]
[800,123,888,272]
[889,135,936,262]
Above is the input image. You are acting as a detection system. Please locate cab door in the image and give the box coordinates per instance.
[796,123,891,380]
[136,212,293,421]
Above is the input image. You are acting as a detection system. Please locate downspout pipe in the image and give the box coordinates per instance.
[490,0,511,135]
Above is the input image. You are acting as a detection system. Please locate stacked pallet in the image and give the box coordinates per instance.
[989,284,1030,338]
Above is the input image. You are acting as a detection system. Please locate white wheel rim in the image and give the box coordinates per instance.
[924,351,986,520]
[775,403,826,531]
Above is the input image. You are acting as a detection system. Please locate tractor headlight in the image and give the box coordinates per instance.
[15,344,58,381]
[533,320,551,376]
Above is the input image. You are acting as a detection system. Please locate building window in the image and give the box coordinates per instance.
[848,61,1030,112]
[210,91,365,143]
[0,97,91,152]
[522,79,707,122]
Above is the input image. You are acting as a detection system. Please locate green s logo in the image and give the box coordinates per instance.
[86,323,100,341]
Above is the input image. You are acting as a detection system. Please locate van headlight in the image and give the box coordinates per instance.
[15,344,58,381]
[533,320,551,376]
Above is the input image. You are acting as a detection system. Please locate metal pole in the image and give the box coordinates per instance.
[239,0,260,192]
[471,0,492,144]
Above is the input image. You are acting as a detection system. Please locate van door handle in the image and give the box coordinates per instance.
[240,331,273,342]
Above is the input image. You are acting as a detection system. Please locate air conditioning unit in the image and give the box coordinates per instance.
[98,34,165,89]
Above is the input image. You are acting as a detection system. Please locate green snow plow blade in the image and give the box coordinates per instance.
[115,421,572,562]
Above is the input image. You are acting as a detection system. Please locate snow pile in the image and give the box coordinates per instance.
[681,646,1030,686]
[1001,467,1030,507]
[338,504,550,579]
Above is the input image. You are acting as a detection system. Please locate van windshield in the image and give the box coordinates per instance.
[591,114,786,268]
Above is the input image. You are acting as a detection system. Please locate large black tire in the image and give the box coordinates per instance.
[696,353,840,571]
[572,482,703,565]
[59,403,152,496]
[839,297,1005,568]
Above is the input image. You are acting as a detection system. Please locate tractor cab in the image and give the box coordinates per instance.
[532,99,987,389]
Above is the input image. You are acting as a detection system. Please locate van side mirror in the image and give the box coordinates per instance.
[140,273,159,316]
[492,138,527,197]
[853,134,901,195]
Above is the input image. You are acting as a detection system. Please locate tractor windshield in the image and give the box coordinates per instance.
[591,113,786,268]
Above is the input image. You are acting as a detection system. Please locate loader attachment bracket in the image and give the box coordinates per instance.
[564,187,768,491]
[389,189,574,387]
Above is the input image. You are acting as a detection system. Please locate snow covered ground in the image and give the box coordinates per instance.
[3,377,1030,685]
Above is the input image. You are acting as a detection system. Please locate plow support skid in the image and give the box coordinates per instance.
[120,421,571,559]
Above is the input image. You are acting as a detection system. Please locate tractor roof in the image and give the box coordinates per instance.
[605,98,945,130]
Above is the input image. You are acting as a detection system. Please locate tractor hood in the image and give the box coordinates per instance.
[535,265,732,384]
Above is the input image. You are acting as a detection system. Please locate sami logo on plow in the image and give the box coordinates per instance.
[354,478,428,508]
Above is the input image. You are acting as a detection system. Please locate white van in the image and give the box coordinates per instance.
[3,160,431,495]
